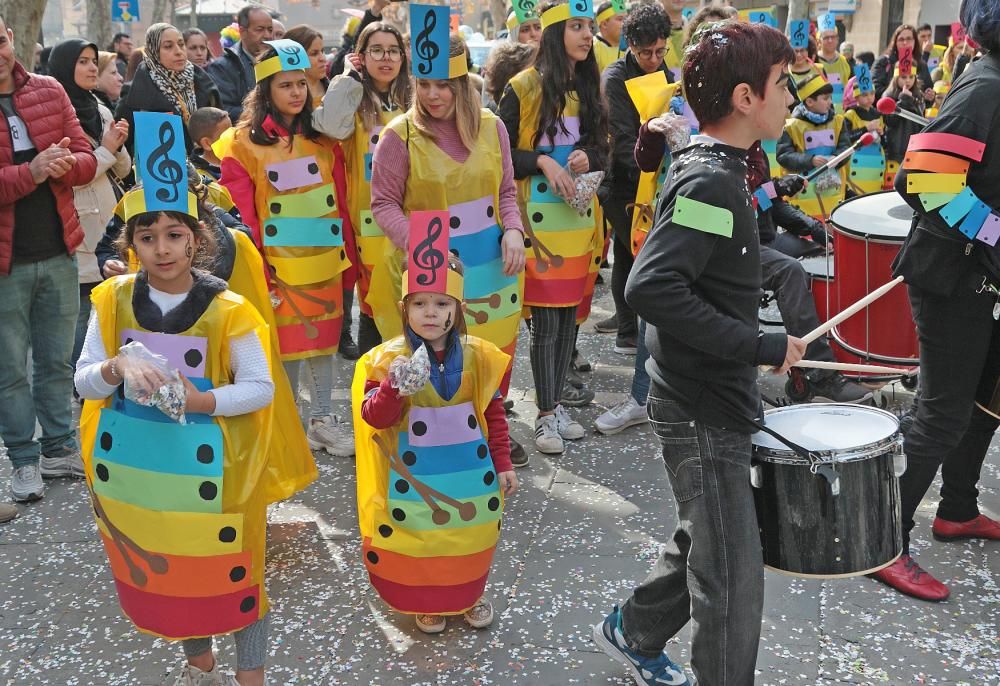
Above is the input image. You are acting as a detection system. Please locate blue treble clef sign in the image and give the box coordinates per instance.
[263,39,307,71]
[409,4,449,79]
[134,112,188,212]
[788,19,809,49]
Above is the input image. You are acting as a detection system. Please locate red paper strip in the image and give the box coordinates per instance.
[908,132,985,162]
[115,579,260,639]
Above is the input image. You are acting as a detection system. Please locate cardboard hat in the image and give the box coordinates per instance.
[254,39,310,82]
[797,73,832,101]
[115,112,197,222]
[402,211,464,301]
[596,0,625,25]
[410,4,468,79]
[541,0,594,31]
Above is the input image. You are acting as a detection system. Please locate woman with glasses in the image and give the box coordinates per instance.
[313,22,412,357]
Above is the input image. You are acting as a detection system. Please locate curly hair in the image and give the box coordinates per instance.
[484,42,536,105]
[622,3,671,49]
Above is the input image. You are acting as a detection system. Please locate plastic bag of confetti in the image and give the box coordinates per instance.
[813,167,842,195]
[563,168,605,216]
[389,345,432,396]
[119,341,187,424]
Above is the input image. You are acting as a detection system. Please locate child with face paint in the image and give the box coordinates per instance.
[353,250,518,635]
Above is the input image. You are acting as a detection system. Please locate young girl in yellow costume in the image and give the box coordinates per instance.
[497,0,609,456]
[75,113,278,686]
[353,245,518,635]
[311,22,412,357]
[217,39,356,457]
[369,25,527,463]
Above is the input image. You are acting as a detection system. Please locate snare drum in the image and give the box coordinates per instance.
[751,404,904,578]
[800,255,836,323]
[829,191,918,369]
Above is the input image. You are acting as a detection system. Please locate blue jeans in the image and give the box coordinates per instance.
[630,318,650,405]
[283,355,334,419]
[0,254,80,467]
[621,391,763,686]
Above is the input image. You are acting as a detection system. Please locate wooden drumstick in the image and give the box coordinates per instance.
[794,359,918,376]
[801,276,904,345]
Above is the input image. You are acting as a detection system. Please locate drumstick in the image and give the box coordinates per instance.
[805,132,878,181]
[802,276,904,345]
[795,359,918,376]
[876,97,930,127]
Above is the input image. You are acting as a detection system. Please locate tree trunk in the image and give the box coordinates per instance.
[87,0,114,52]
[150,0,178,24]
[786,0,810,22]
[0,0,46,62]
[489,0,505,37]
[189,0,198,29]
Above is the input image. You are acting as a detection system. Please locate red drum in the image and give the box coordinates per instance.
[800,255,836,324]
[829,191,918,370]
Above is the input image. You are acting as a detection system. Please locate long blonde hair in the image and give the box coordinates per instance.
[412,34,481,152]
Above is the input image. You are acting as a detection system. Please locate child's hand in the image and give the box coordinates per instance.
[498,470,518,496]
[812,155,829,168]
[181,376,216,414]
[865,120,883,132]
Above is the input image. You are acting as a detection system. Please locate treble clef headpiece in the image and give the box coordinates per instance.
[853,63,875,97]
[595,0,625,26]
[540,0,594,31]
[401,210,464,302]
[254,38,309,82]
[409,4,468,80]
[114,112,198,222]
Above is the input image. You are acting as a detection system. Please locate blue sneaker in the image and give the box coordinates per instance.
[592,606,690,686]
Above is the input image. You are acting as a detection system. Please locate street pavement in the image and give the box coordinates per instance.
[0,276,997,685]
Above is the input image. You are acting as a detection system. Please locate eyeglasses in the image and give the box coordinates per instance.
[636,47,668,60]
[365,46,403,62]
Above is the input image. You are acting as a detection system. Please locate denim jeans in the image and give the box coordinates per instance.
[0,254,80,467]
[621,392,763,686]
[630,319,650,405]
[283,355,334,420]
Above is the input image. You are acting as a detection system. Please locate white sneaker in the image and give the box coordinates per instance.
[11,464,44,503]
[534,415,564,454]
[594,397,648,435]
[174,662,239,685]
[40,448,86,479]
[415,614,446,634]
[307,415,355,457]
[554,405,585,440]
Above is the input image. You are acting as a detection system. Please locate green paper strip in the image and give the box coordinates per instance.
[358,209,386,238]
[919,192,957,212]
[526,201,595,232]
[672,195,733,238]
[268,185,337,218]
[93,459,224,514]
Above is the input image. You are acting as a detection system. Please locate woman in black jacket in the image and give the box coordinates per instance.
[115,22,220,154]
[872,24,935,106]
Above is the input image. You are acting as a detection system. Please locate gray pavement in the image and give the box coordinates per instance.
[1,277,998,686]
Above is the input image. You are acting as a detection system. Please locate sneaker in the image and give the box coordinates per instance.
[509,437,529,468]
[809,372,873,404]
[11,464,44,503]
[594,316,619,333]
[554,405,585,440]
[592,606,690,686]
[174,662,239,686]
[40,447,85,479]
[415,614,446,634]
[572,350,593,373]
[869,554,949,602]
[308,415,356,457]
[0,502,18,524]
[614,337,638,355]
[595,397,648,435]
[534,415,564,454]
[339,331,360,361]
[463,597,494,629]
[561,381,595,407]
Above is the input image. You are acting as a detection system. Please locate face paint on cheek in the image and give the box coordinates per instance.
[185,237,193,259]
[444,310,453,332]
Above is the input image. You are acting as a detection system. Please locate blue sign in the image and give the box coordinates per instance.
[133,112,188,214]
[682,7,695,22]
[854,63,874,94]
[410,4,451,80]
[788,19,809,49]
[111,0,139,22]
[263,39,308,71]
[818,13,837,32]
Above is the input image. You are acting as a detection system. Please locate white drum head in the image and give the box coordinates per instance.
[800,256,834,279]
[753,404,899,452]
[831,191,913,240]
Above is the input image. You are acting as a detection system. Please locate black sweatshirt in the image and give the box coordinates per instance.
[625,141,787,429]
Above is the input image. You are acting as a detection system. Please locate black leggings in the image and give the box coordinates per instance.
[529,306,577,412]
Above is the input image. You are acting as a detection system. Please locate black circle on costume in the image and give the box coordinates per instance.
[331,223,340,236]
[402,450,417,466]
[199,481,218,500]
[340,249,346,260]
[366,550,379,564]
[197,444,214,464]
[411,421,427,436]
[524,238,531,248]
[450,216,461,229]
[594,256,601,265]
[488,496,500,511]
[587,208,593,218]
[532,211,543,223]
[267,171,278,182]
[307,163,319,174]
[125,337,134,345]
[395,479,410,494]
[477,444,488,459]
[270,203,281,214]
[229,566,247,582]
[95,463,110,481]
[511,293,518,304]
[365,215,372,224]
[240,596,256,613]
[184,349,204,368]
[326,194,335,207]
[378,524,393,537]
[538,182,548,193]
[265,224,277,237]
[483,471,495,485]
[219,526,237,543]
[370,134,379,145]
[467,414,477,429]
[497,519,501,530]
[100,432,113,451]
[392,507,406,521]
[487,205,494,218]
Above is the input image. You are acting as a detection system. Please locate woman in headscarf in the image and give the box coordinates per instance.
[48,38,132,371]
[115,22,220,154]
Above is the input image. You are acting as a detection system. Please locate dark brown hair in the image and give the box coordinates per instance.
[116,209,217,271]
[355,22,412,132]
[484,42,536,105]
[239,45,321,147]
[403,253,468,336]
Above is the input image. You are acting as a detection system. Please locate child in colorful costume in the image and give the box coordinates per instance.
[497,0,609,456]
[593,0,626,73]
[815,13,852,112]
[881,65,926,190]
[353,240,518,634]
[843,63,886,196]
[75,113,277,686]
[217,39,356,457]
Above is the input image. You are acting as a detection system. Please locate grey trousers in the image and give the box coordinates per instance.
[182,614,269,671]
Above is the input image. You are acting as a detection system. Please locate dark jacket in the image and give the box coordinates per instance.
[746,141,822,245]
[881,92,923,162]
[872,53,934,101]
[625,141,786,428]
[893,52,1000,297]
[205,44,255,121]
[0,62,98,275]
[115,63,220,154]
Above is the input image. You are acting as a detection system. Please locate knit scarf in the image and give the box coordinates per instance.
[793,103,833,125]
[143,23,197,121]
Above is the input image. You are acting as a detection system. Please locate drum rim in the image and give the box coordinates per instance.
[753,403,902,464]
[829,190,913,240]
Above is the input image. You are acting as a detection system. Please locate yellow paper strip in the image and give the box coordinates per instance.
[906,172,967,194]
